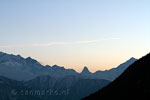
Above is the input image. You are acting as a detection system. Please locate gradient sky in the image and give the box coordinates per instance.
[0,0,150,72]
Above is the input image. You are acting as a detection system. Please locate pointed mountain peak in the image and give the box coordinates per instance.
[83,53,150,99]
[129,57,137,60]
[115,57,137,71]
[81,66,91,74]
[127,57,137,63]
[83,66,89,70]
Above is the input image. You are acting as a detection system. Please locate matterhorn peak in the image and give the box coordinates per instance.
[81,66,91,74]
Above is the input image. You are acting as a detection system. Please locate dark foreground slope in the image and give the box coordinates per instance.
[83,53,150,100]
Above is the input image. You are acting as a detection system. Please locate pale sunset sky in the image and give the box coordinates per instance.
[0,0,150,72]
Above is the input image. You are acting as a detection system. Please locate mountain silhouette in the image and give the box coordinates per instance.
[0,51,136,81]
[93,57,137,81]
[83,53,150,100]
[81,66,91,74]
[0,52,78,81]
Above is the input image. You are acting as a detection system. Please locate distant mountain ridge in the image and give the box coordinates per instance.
[83,53,150,100]
[93,57,137,81]
[0,51,137,81]
[0,51,139,100]
[0,52,78,81]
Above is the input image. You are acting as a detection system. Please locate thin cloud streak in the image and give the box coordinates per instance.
[101,37,120,40]
[0,45,25,48]
[76,40,99,44]
[0,37,120,48]
[32,42,67,47]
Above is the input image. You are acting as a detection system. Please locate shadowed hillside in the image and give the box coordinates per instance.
[83,53,150,100]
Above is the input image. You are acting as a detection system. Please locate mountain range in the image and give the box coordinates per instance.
[0,51,137,100]
[0,51,137,81]
[83,53,150,100]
